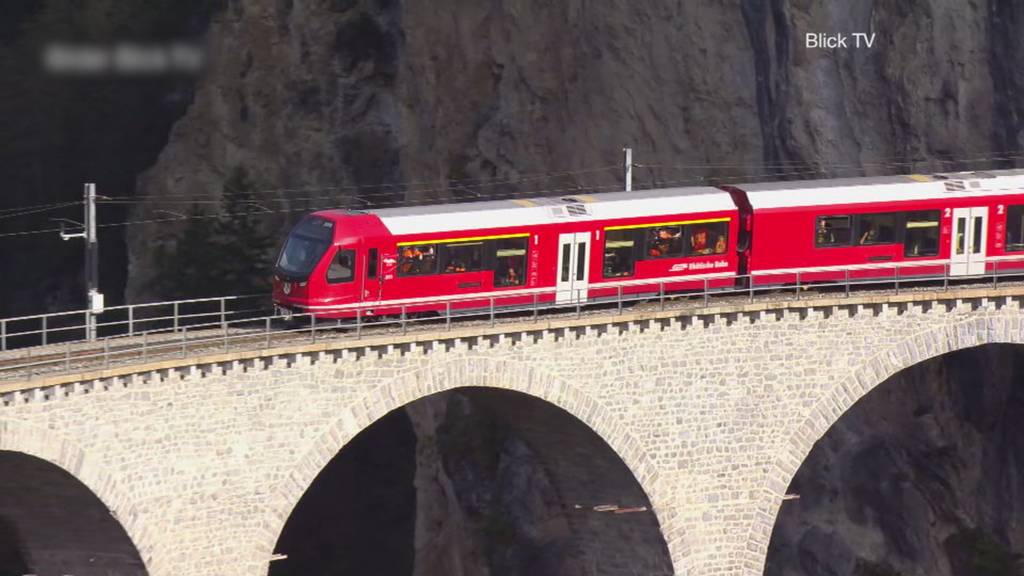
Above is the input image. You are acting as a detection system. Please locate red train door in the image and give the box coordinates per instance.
[951,207,988,276]
[556,232,590,304]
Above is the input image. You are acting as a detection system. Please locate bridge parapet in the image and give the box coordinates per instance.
[0,285,1022,575]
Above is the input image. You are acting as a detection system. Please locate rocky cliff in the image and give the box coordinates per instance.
[129,0,1024,299]
[767,344,1024,576]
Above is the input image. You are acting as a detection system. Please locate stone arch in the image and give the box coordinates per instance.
[0,418,151,574]
[742,312,1021,575]
[259,354,682,573]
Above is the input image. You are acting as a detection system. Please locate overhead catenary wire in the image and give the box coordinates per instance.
[2,152,1023,240]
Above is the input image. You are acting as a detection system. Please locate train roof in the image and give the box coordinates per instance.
[366,185,735,236]
[736,169,1024,210]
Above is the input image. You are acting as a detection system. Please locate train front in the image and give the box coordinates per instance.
[272,214,359,319]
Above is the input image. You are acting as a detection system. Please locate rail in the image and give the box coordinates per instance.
[3,255,1024,383]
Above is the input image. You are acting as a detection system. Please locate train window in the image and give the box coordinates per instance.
[398,244,438,276]
[494,237,527,287]
[441,242,483,273]
[367,248,378,279]
[687,221,729,256]
[1007,205,1024,252]
[326,249,355,283]
[904,211,940,257]
[603,230,635,277]
[646,226,683,258]
[856,213,898,245]
[815,216,852,247]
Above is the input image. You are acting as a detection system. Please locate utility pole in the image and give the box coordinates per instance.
[623,147,633,192]
[57,183,103,341]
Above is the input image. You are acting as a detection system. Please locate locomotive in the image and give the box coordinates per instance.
[272,170,1024,319]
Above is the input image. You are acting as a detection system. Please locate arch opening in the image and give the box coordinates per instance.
[0,451,147,576]
[765,344,1024,576]
[270,387,672,575]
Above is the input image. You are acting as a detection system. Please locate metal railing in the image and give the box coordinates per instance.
[0,295,268,352]
[3,255,1024,384]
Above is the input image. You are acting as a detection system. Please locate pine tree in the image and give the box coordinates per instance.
[151,166,275,299]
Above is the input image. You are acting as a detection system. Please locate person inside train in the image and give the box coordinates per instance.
[690,228,710,255]
[859,225,877,245]
[816,219,834,245]
[496,258,522,286]
[445,259,467,273]
[714,235,727,254]
[649,228,680,257]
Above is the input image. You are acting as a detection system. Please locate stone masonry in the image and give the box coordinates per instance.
[3,287,1024,575]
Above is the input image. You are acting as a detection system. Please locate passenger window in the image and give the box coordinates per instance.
[856,213,897,245]
[688,221,729,256]
[441,242,483,273]
[1007,205,1024,252]
[398,244,438,276]
[603,230,635,277]
[494,237,528,287]
[815,216,852,247]
[326,249,355,283]
[904,211,940,257]
[646,226,683,258]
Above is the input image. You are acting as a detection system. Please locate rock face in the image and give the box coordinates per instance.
[766,344,1024,576]
[127,0,1024,299]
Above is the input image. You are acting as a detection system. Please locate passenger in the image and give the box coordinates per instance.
[714,235,727,254]
[859,226,876,245]
[691,228,709,254]
[816,220,834,245]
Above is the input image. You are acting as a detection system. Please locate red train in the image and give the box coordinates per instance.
[272,170,1024,319]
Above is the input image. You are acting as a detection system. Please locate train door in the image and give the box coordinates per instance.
[556,232,591,304]
[950,207,988,276]
[360,247,380,301]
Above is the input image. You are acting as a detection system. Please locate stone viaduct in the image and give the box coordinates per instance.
[2,286,1023,576]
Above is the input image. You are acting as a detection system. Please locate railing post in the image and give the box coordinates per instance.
[533,293,539,322]
[491,298,496,326]
[1,319,5,351]
[173,302,179,332]
[223,320,229,351]
[895,266,900,295]
[795,272,801,300]
[446,302,452,331]
[310,314,316,343]
[576,294,582,318]
[944,263,949,290]
[845,269,850,298]
[356,309,362,338]
[659,282,665,311]
[401,306,407,335]
[617,286,623,315]
[749,275,754,303]
[265,317,272,348]
[220,298,227,330]
[182,327,188,357]
[994,260,999,289]
[128,306,134,337]
[41,315,47,346]
[703,278,709,307]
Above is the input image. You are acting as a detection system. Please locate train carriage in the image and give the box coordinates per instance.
[272,187,741,319]
[729,170,1024,286]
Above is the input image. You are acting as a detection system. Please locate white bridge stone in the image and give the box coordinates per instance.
[2,287,1022,575]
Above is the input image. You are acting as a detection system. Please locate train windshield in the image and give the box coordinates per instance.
[276,217,335,279]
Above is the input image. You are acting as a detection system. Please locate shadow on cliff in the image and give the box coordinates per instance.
[765,344,1024,576]
[270,387,673,576]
